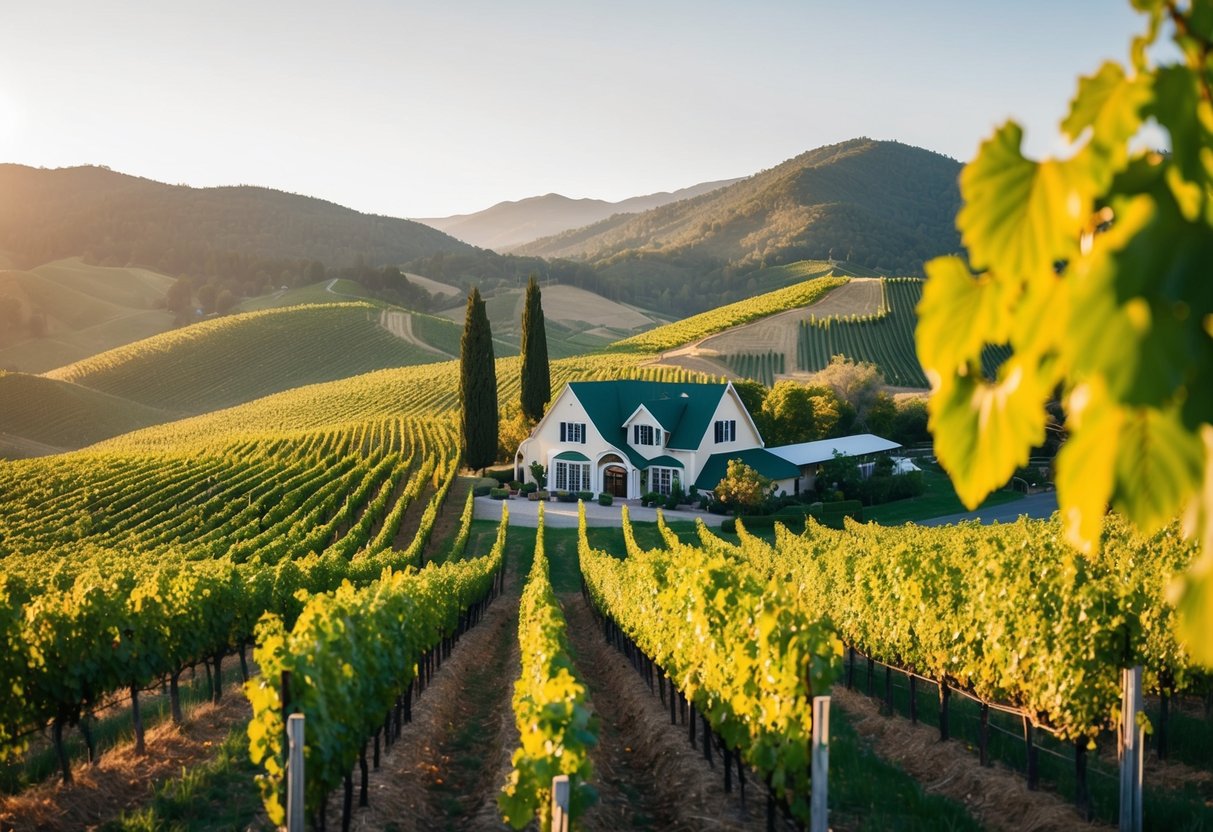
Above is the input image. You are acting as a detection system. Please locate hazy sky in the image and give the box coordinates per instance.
[0,1,1153,218]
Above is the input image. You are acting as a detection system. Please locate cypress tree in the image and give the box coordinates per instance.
[519,274,551,422]
[460,287,498,472]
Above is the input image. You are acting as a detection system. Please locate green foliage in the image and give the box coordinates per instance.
[580,505,842,822]
[713,459,772,515]
[460,288,499,471]
[519,275,551,422]
[763,514,1204,741]
[610,275,847,353]
[249,511,506,823]
[758,379,845,445]
[500,506,597,830]
[913,2,1213,663]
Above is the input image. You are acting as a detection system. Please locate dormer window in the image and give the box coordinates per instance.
[714,419,736,443]
[633,424,656,446]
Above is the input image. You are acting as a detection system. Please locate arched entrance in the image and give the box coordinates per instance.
[598,452,630,498]
[603,466,628,498]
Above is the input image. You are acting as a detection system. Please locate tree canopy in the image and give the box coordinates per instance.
[519,274,551,422]
[460,287,498,471]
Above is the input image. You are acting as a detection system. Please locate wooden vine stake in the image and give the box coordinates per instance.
[1119,666,1143,832]
[811,696,830,832]
[286,713,305,832]
[550,774,571,832]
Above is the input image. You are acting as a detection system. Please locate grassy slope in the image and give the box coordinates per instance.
[0,258,176,373]
[44,302,450,414]
[235,279,375,312]
[0,372,175,454]
[436,285,640,359]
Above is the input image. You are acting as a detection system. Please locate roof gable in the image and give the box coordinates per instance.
[568,380,729,454]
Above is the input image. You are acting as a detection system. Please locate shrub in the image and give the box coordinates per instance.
[641,491,661,507]
[665,494,681,511]
[577,490,594,502]
[489,487,511,500]
[556,491,578,503]
[597,493,613,506]
[473,484,492,497]
[521,482,538,495]
[508,480,523,491]
[487,467,513,485]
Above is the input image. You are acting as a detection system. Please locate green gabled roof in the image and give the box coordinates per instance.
[693,449,800,491]
[638,398,687,433]
[644,454,684,469]
[554,450,590,461]
[569,380,728,455]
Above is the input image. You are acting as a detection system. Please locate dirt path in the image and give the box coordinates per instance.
[338,564,521,832]
[422,476,475,563]
[561,593,765,831]
[830,686,1106,832]
[0,676,254,831]
[650,278,884,381]
[378,309,452,357]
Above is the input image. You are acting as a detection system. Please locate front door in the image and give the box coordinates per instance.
[603,466,628,498]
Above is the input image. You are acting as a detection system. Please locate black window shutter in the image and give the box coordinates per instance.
[581,424,586,444]
[560,422,566,442]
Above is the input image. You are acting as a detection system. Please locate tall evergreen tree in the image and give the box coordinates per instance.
[519,274,551,422]
[460,287,498,472]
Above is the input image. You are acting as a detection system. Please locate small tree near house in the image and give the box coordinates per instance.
[714,459,771,517]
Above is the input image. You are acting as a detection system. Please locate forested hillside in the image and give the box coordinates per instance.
[0,164,475,295]
[498,139,961,313]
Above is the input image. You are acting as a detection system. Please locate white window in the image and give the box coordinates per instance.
[650,466,679,496]
[714,419,736,443]
[633,424,656,446]
[560,422,586,444]
[554,461,591,492]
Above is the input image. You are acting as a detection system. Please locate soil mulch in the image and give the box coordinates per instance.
[561,593,767,832]
[0,681,252,832]
[336,563,520,832]
[831,686,1108,832]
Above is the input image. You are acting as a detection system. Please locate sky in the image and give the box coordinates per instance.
[0,0,1156,218]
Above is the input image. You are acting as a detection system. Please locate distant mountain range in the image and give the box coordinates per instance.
[416,179,742,251]
[513,139,961,273]
[0,164,476,297]
[0,139,963,319]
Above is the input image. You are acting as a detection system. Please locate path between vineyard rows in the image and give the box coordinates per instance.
[1,557,1119,831]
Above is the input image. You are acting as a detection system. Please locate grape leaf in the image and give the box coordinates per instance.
[957,122,1090,280]
[928,356,1052,510]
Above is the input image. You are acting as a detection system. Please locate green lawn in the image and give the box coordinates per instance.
[863,469,1025,525]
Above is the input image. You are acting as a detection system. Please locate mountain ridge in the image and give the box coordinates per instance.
[416,178,742,251]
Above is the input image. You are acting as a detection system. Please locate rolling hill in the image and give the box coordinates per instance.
[44,302,459,414]
[0,371,175,457]
[417,178,741,251]
[435,283,664,359]
[509,140,955,283]
[0,258,177,373]
[0,164,477,296]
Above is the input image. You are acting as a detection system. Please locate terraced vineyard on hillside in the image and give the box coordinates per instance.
[797,278,1011,387]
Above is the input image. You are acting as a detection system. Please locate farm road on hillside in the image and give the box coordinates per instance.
[655,279,884,380]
